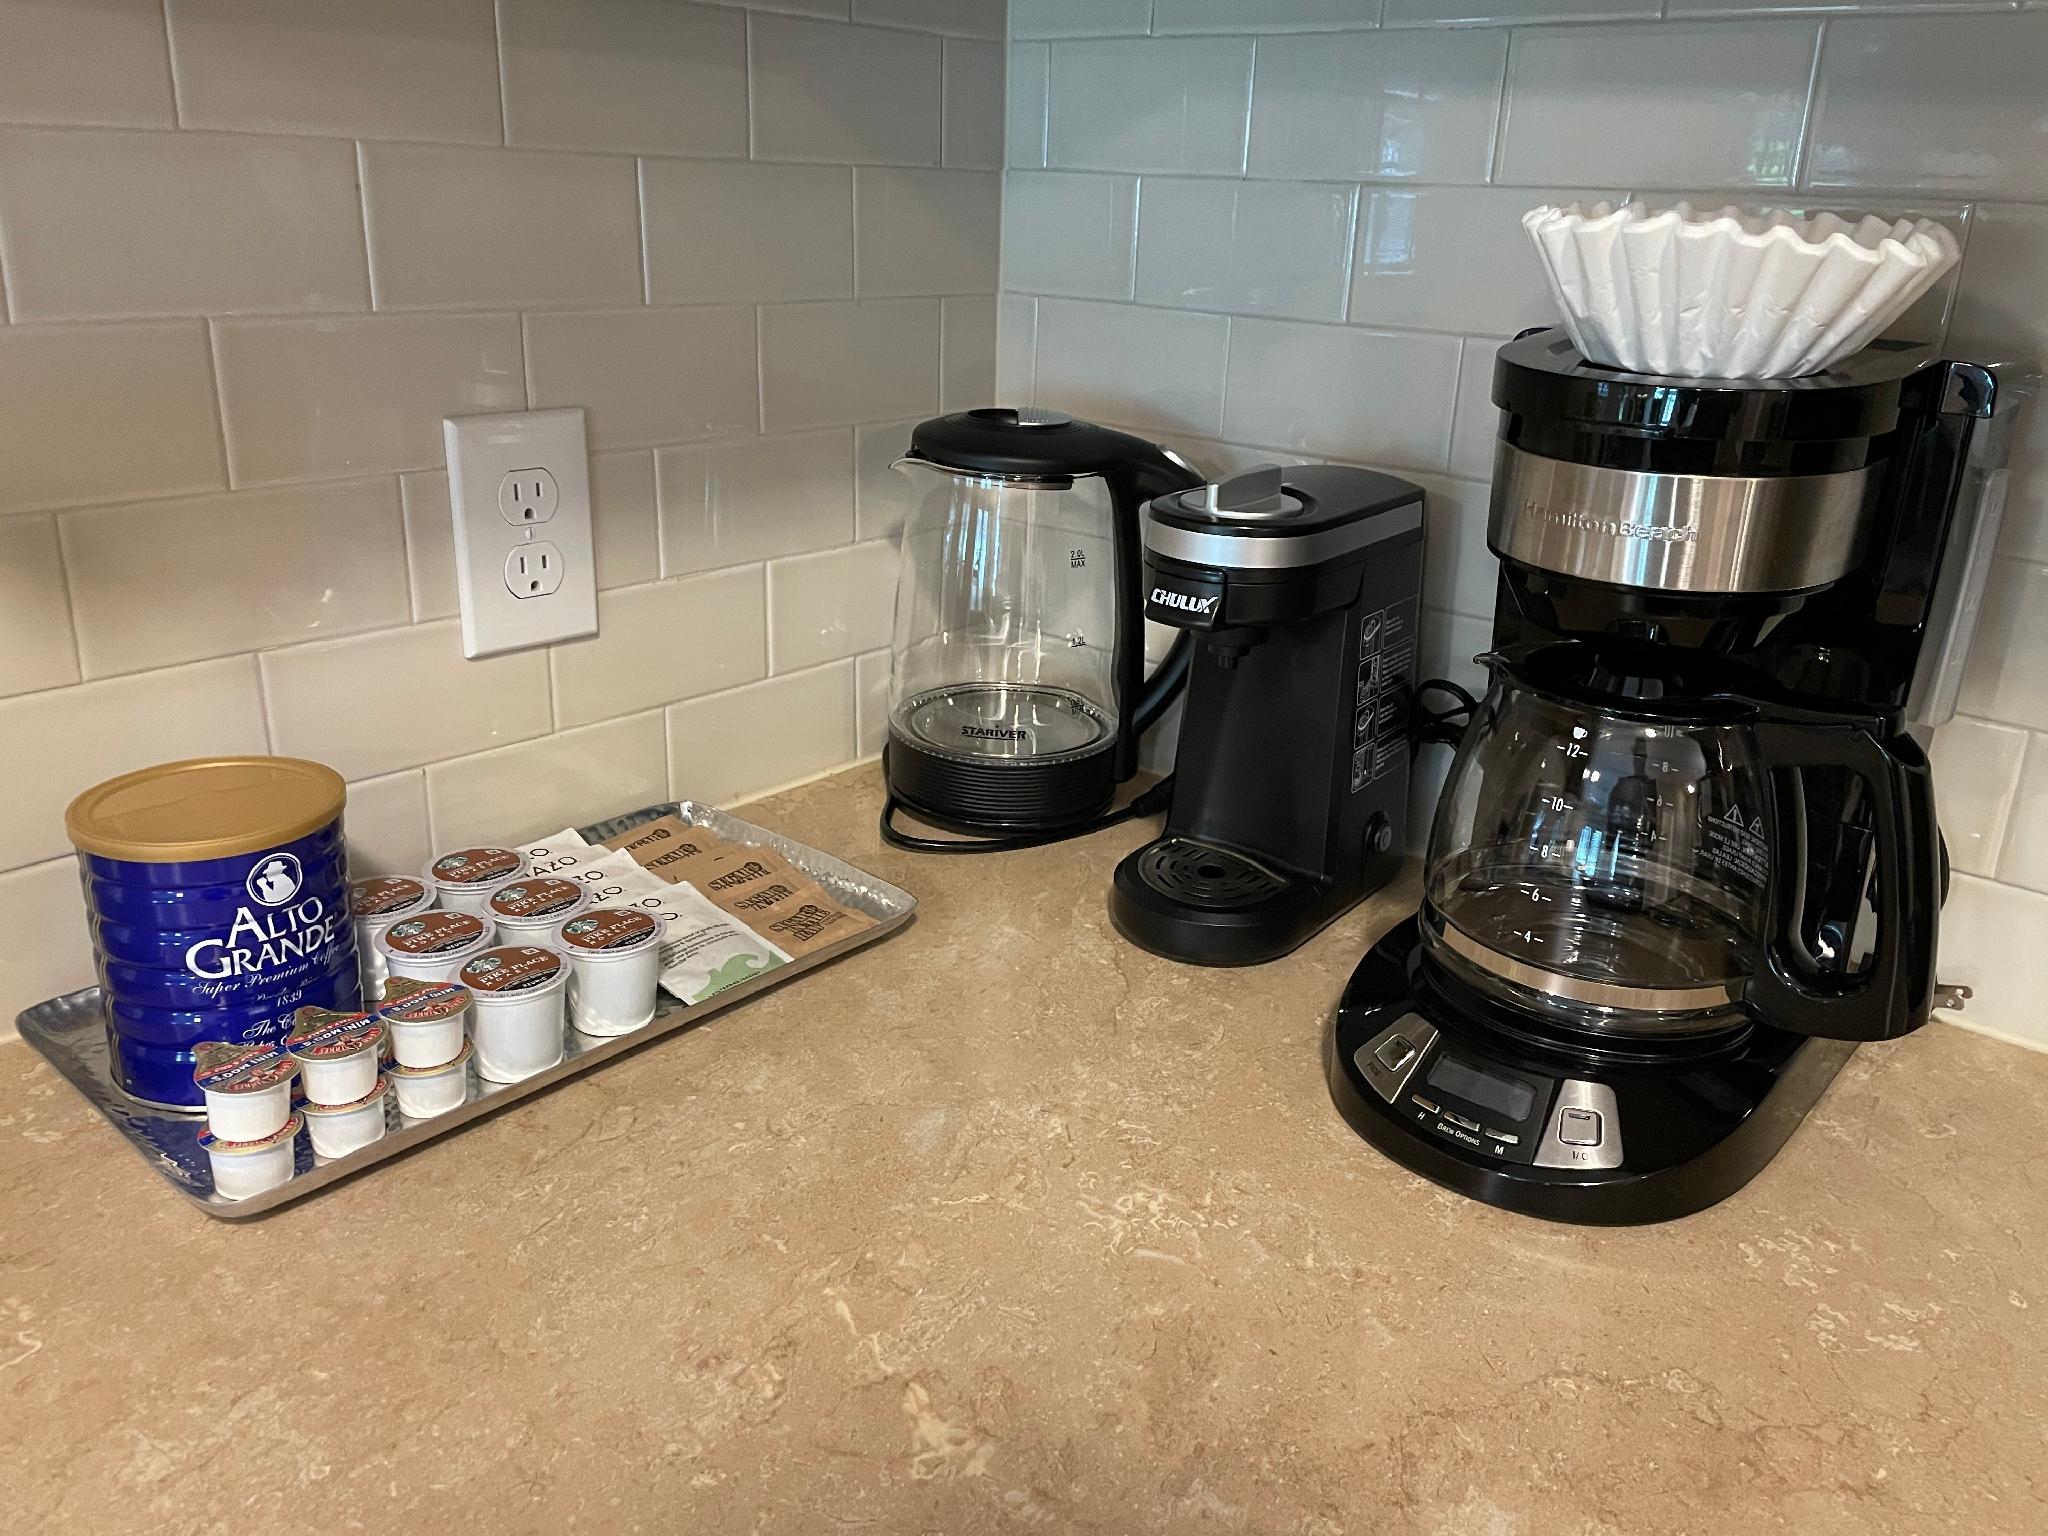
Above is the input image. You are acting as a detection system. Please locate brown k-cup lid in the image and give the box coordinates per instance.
[557,907,660,953]
[489,877,586,921]
[382,910,488,955]
[352,875,429,917]
[428,847,522,887]
[459,945,565,994]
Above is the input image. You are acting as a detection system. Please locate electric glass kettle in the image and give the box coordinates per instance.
[883,409,1202,847]
[1421,645,1941,1041]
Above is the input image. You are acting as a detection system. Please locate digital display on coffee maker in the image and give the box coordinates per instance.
[1426,1053,1537,1123]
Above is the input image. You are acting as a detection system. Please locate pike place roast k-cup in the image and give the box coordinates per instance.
[423,847,526,916]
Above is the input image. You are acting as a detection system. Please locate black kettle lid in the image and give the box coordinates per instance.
[907,408,1184,482]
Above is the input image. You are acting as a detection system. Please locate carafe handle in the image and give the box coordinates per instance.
[1748,714,1941,1041]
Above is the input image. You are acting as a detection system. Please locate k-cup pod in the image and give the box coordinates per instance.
[303,1077,390,1160]
[486,876,590,943]
[191,1040,296,1143]
[554,907,662,1036]
[376,909,495,985]
[423,847,525,916]
[198,1112,301,1201]
[375,976,473,1069]
[350,874,435,1001]
[460,945,567,1083]
[284,1006,385,1106]
[390,1040,472,1120]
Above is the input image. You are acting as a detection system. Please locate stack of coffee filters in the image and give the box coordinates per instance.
[1521,201,1961,380]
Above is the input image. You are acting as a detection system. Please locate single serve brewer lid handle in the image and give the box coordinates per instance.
[1748,711,1942,1042]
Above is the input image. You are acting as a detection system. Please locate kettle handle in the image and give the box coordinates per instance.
[1748,713,1941,1041]
[1098,440,1205,780]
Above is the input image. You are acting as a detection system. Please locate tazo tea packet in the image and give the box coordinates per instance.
[639,880,791,1005]
[519,831,666,902]
[696,846,873,959]
[520,828,594,878]
[603,815,738,886]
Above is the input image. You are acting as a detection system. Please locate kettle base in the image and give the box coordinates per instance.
[883,733,1117,837]
[1326,917,1856,1225]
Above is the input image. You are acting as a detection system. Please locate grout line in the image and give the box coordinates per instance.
[352,140,379,311]
[753,304,768,433]
[635,159,653,306]
[491,0,511,147]
[157,0,185,126]
[1790,19,1828,191]
[47,511,88,687]
[1486,30,1515,186]
[200,317,236,488]
[251,650,278,754]
[394,471,424,624]
[745,11,759,161]
[519,312,538,411]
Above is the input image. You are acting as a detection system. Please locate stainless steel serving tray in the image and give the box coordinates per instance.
[16,801,915,1220]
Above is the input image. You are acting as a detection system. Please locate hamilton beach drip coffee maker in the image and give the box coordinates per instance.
[880,410,1202,851]
[1329,329,2030,1224]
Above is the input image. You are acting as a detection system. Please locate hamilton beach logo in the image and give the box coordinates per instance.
[1150,586,1219,615]
[1522,500,1697,545]
[246,853,304,908]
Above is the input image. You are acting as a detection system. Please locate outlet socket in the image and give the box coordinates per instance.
[446,409,597,658]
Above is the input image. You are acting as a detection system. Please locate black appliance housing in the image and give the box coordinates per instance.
[1329,329,2024,1224]
[882,410,1203,841]
[1111,464,1425,966]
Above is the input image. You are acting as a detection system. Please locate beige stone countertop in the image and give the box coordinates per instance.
[2,767,2044,1534]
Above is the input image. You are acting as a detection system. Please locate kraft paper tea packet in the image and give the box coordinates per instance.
[603,815,738,886]
[695,846,873,959]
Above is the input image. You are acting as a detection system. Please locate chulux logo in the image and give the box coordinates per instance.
[1149,587,1219,616]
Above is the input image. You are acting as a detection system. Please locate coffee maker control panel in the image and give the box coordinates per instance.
[1353,1016,1623,1170]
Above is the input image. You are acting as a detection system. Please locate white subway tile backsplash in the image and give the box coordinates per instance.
[525,306,758,450]
[943,39,1006,170]
[1447,335,1508,481]
[1008,43,1051,169]
[343,769,433,878]
[0,858,94,1036]
[1002,172,1140,300]
[261,621,550,781]
[855,168,1002,297]
[0,657,268,870]
[361,144,641,311]
[1929,716,2027,879]
[0,517,79,698]
[1246,29,1506,184]
[759,299,941,431]
[657,429,855,574]
[767,540,898,672]
[499,0,747,156]
[642,160,853,305]
[1386,0,1656,22]
[854,0,1004,38]
[551,570,767,729]
[1418,606,1490,701]
[1222,318,1459,471]
[1938,873,2048,1049]
[0,0,174,129]
[1414,474,1495,622]
[1498,22,1816,190]
[1350,185,1586,337]
[750,15,942,166]
[1949,205,2048,568]
[1808,15,2048,202]
[856,648,891,757]
[1136,178,1358,323]
[214,313,524,484]
[166,0,501,143]
[0,322,223,513]
[1048,38,1254,176]
[856,419,924,540]
[1154,0,1379,31]
[1034,299,1230,438]
[0,129,367,322]
[996,294,1038,401]
[942,295,999,409]
[1998,735,2048,894]
[62,481,408,677]
[426,711,670,851]
[1958,558,2048,732]
[1012,0,1153,38]
[401,451,658,621]
[668,661,857,804]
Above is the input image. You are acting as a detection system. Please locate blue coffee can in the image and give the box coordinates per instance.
[66,757,360,1110]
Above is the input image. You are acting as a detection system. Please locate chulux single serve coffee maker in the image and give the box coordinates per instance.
[1329,329,2028,1224]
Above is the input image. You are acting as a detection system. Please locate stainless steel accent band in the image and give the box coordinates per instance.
[1143,499,1422,571]
[1489,443,1877,595]
[1437,922,1740,1014]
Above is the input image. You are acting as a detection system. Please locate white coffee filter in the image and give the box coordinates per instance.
[1522,201,1961,380]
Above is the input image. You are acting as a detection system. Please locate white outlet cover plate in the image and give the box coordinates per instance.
[445,408,598,659]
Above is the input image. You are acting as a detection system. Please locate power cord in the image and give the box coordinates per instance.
[1412,678,1478,749]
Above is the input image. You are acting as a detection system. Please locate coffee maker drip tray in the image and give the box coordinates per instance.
[1325,917,1855,1224]
[1131,839,1288,910]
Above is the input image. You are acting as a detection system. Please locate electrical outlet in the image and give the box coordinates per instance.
[445,409,597,658]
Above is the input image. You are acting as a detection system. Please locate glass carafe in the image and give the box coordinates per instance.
[1422,646,1941,1042]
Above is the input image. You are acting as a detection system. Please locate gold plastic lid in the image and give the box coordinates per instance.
[66,757,345,863]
